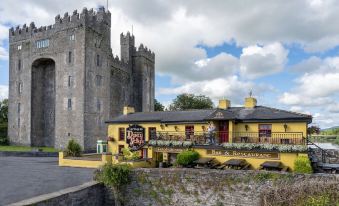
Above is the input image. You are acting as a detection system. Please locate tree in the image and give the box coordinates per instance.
[169,93,214,111]
[0,99,8,123]
[308,125,320,135]
[154,99,164,111]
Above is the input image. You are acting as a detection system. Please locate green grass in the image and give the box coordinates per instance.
[0,145,59,152]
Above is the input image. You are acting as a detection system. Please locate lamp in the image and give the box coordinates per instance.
[284,123,288,132]
[202,125,206,131]
[245,124,249,131]
[174,126,179,131]
[160,124,165,130]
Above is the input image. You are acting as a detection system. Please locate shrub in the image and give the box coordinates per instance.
[176,150,199,167]
[294,156,313,174]
[95,164,131,206]
[0,123,8,145]
[122,147,139,160]
[65,139,82,157]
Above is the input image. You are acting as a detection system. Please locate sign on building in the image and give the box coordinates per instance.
[126,125,145,150]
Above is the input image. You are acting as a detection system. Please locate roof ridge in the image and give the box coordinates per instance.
[259,105,312,117]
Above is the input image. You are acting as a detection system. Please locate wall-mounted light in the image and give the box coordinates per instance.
[174,126,179,131]
[284,123,288,132]
[160,124,165,130]
[202,125,206,131]
[245,124,249,131]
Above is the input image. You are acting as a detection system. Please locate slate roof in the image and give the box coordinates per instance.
[106,106,312,124]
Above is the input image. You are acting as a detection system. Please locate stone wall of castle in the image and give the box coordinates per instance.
[8,7,155,150]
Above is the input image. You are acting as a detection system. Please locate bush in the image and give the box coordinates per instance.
[0,123,8,145]
[294,156,313,174]
[95,164,131,206]
[122,147,140,160]
[176,150,199,167]
[65,139,82,157]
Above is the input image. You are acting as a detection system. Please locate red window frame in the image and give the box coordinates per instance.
[118,128,125,141]
[258,124,272,137]
[148,127,156,140]
[185,125,194,139]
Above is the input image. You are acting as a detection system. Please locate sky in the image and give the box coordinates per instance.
[0,0,339,128]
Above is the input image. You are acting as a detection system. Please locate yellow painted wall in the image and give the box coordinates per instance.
[58,152,112,168]
[184,148,305,171]
[233,122,308,137]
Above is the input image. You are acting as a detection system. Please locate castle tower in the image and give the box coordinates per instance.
[8,7,155,150]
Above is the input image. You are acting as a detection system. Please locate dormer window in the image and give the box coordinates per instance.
[36,39,49,48]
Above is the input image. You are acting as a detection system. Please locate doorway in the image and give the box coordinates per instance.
[219,121,229,143]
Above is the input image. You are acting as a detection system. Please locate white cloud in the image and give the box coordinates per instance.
[240,42,288,79]
[0,85,8,100]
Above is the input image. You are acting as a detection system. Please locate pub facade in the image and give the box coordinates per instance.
[106,96,312,171]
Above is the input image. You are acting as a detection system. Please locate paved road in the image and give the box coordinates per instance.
[0,157,95,205]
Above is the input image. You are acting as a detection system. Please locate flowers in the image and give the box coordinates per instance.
[221,143,307,152]
[147,140,192,147]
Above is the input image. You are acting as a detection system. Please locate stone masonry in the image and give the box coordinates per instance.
[8,7,155,150]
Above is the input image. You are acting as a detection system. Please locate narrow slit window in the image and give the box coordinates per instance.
[67,98,72,110]
[68,51,72,63]
[96,54,100,66]
[18,59,21,70]
[68,76,72,87]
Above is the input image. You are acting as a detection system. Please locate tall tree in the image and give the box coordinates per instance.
[0,99,8,123]
[308,125,320,135]
[169,94,213,111]
[154,99,165,111]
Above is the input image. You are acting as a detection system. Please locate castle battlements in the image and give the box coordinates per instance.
[112,55,130,72]
[136,43,155,62]
[9,7,111,42]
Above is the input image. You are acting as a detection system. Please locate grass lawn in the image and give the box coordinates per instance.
[0,145,59,152]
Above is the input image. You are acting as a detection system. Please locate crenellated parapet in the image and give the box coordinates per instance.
[111,54,130,72]
[135,43,155,62]
[9,7,111,42]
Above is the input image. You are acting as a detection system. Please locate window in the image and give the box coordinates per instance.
[17,45,22,50]
[142,149,148,159]
[119,128,125,141]
[96,54,100,66]
[118,145,125,154]
[69,34,75,41]
[96,99,101,112]
[18,82,23,94]
[148,127,156,140]
[185,125,194,139]
[67,98,72,110]
[17,103,21,127]
[36,39,49,48]
[96,75,102,86]
[259,124,272,138]
[18,59,21,70]
[68,76,72,87]
[68,51,72,63]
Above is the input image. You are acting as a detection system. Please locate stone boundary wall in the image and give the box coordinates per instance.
[8,181,104,206]
[0,151,58,157]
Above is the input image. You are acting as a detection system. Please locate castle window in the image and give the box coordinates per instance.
[68,76,72,87]
[36,39,49,49]
[96,99,101,112]
[18,59,21,70]
[96,54,100,66]
[96,75,102,86]
[68,51,72,63]
[18,82,23,94]
[69,34,75,41]
[17,45,22,50]
[17,103,21,127]
[67,98,72,110]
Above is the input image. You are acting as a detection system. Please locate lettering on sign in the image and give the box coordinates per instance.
[206,149,279,159]
[214,111,224,119]
[126,125,145,150]
[153,147,184,153]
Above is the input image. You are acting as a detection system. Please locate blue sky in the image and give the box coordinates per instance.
[1,0,339,128]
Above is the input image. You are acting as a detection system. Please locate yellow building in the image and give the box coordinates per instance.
[106,96,312,171]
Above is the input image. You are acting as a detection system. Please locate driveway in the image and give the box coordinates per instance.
[0,156,95,205]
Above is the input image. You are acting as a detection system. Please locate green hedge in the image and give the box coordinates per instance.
[176,150,199,167]
[0,123,8,145]
[294,156,313,174]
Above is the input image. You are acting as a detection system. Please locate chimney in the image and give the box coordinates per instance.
[123,106,135,115]
[244,97,257,108]
[218,99,231,109]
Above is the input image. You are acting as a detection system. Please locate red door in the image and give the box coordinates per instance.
[219,121,229,143]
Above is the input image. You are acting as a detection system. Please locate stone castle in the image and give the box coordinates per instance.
[8,7,155,150]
